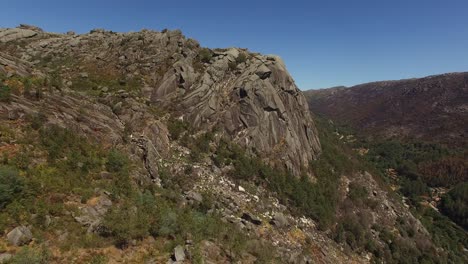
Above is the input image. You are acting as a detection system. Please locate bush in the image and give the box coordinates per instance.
[400,178,429,203]
[106,149,129,173]
[0,85,11,102]
[440,182,468,229]
[188,132,214,162]
[348,182,368,202]
[198,48,212,63]
[213,131,341,228]
[167,118,189,140]
[228,61,237,71]
[236,52,248,64]
[26,112,47,130]
[0,166,23,209]
[6,246,50,264]
[102,201,151,248]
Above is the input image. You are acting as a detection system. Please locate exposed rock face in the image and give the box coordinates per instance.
[152,48,321,175]
[0,28,38,43]
[0,26,320,175]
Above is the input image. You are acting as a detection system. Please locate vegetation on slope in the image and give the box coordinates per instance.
[440,182,468,229]
[0,110,278,263]
[323,117,468,263]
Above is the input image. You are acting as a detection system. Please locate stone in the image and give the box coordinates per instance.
[19,24,43,32]
[255,64,272,80]
[45,215,52,227]
[200,240,224,263]
[112,102,123,114]
[7,110,20,120]
[79,72,89,78]
[74,194,112,233]
[224,48,240,59]
[238,185,245,192]
[99,171,112,179]
[172,245,186,262]
[0,28,37,42]
[7,226,33,246]
[0,253,12,263]
[186,191,203,203]
[270,212,289,227]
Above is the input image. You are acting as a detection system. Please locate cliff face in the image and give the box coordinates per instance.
[0,26,320,175]
[304,73,468,147]
[155,49,321,175]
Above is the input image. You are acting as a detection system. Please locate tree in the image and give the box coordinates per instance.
[0,166,23,209]
[440,182,468,229]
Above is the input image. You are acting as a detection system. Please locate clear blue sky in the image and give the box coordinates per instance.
[2,0,468,89]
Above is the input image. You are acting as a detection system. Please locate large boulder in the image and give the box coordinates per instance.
[172,245,186,262]
[0,28,37,43]
[74,194,112,233]
[270,212,289,227]
[6,226,32,246]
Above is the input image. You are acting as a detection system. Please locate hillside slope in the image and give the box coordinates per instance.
[304,73,468,147]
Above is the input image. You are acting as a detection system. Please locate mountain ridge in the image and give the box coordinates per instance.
[304,71,468,147]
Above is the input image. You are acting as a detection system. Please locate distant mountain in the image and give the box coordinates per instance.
[304,72,468,146]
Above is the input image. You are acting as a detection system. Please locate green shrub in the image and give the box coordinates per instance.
[198,48,212,63]
[400,178,429,203]
[440,182,468,229]
[228,61,237,71]
[188,132,214,162]
[0,166,23,209]
[102,201,151,248]
[236,52,248,64]
[26,112,47,130]
[167,118,189,140]
[0,85,11,102]
[6,246,50,264]
[348,182,368,202]
[106,149,129,173]
[212,123,343,229]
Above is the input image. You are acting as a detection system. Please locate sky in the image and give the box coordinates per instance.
[1,0,468,89]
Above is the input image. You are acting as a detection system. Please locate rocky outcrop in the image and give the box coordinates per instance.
[174,51,321,175]
[148,46,321,174]
[0,26,320,175]
[0,28,38,43]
